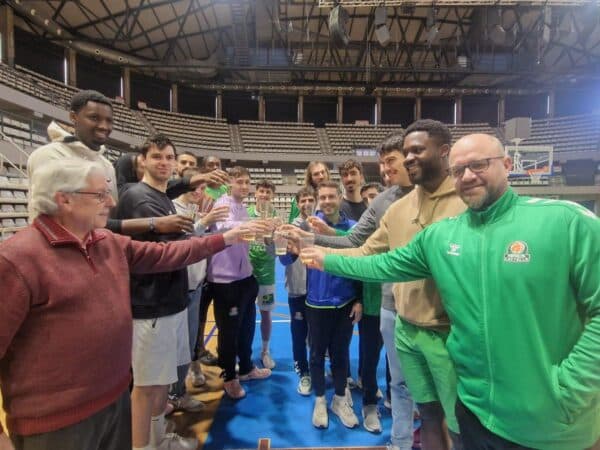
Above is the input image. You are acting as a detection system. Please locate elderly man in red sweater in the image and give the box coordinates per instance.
[0,158,255,450]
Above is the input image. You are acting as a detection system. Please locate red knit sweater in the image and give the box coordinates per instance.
[0,215,225,436]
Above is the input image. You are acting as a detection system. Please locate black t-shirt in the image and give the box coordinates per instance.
[114,182,189,319]
[340,198,367,221]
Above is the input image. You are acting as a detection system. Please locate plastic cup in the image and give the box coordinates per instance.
[299,233,315,264]
[273,231,288,255]
[185,203,199,220]
[241,219,256,242]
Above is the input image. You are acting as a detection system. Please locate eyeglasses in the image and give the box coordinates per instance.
[448,156,504,178]
[72,190,113,202]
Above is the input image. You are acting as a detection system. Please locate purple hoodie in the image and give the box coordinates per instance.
[206,195,253,283]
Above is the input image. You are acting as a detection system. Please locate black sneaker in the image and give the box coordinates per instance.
[198,349,218,366]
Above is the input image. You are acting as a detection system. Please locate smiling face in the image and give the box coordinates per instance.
[177,154,197,176]
[204,156,222,172]
[317,185,341,219]
[255,186,274,203]
[340,167,364,195]
[182,180,207,205]
[449,134,511,210]
[69,101,113,150]
[58,170,116,234]
[402,131,449,187]
[143,144,176,184]
[379,150,410,187]
[229,175,251,201]
[309,163,329,187]
[361,187,380,205]
[298,194,316,218]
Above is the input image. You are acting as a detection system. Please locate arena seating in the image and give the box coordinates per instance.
[238,120,321,154]
[1,62,598,233]
[512,113,600,155]
[0,167,28,240]
[0,64,148,139]
[247,167,284,185]
[0,112,47,148]
[448,123,501,143]
[142,108,231,152]
[325,123,402,155]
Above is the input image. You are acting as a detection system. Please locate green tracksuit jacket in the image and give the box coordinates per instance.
[324,188,600,450]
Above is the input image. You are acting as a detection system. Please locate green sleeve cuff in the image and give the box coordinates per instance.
[335,228,348,236]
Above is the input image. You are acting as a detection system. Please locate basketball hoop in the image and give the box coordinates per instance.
[529,172,543,184]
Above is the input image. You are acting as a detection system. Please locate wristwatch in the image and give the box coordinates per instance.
[149,217,156,232]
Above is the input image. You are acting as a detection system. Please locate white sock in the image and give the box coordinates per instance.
[149,414,166,446]
[262,340,270,353]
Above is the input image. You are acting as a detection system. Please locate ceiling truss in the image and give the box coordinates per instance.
[8,0,600,88]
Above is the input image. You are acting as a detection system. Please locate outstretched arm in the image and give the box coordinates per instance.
[318,207,393,258]
[303,231,431,284]
[314,199,380,249]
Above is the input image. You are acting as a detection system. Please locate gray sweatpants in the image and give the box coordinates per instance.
[11,390,131,450]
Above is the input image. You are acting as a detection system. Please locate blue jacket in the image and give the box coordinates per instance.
[281,211,359,308]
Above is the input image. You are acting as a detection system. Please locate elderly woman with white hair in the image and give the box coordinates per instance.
[0,159,253,450]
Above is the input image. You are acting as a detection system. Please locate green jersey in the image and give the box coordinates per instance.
[247,205,276,285]
[205,184,228,201]
[288,197,300,223]
[325,189,600,450]
[361,282,381,316]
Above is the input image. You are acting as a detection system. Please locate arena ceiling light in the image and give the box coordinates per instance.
[425,7,439,47]
[374,5,391,47]
[329,3,351,47]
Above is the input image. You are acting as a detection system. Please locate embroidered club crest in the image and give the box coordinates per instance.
[504,241,530,263]
[447,243,461,256]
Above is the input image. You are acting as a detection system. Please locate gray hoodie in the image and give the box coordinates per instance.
[314,185,409,311]
[28,122,116,195]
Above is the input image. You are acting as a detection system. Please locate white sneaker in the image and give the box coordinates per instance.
[261,351,276,369]
[297,375,312,396]
[362,404,382,433]
[157,432,199,450]
[312,396,329,428]
[376,388,383,399]
[331,394,358,428]
[345,386,353,407]
[186,361,206,388]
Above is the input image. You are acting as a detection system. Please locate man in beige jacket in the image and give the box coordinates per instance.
[316,120,466,450]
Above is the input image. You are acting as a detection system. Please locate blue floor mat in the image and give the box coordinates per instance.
[204,262,404,449]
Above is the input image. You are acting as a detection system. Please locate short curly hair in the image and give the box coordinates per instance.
[404,119,452,146]
[70,90,112,113]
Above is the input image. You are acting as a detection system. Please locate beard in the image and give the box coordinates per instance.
[461,184,505,211]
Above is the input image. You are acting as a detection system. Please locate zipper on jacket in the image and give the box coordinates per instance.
[480,228,495,430]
